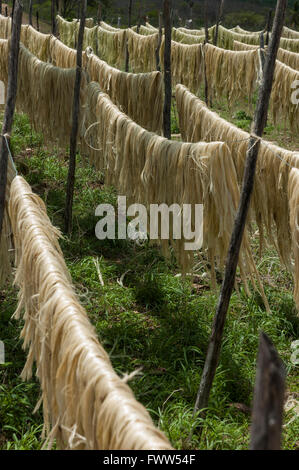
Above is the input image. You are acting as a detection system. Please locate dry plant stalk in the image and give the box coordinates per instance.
[176,84,299,269]
[9,175,172,450]
[82,84,262,291]
[288,168,299,311]
[204,43,260,103]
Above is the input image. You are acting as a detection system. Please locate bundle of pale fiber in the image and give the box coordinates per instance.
[172,28,205,44]
[288,168,299,311]
[16,44,86,147]
[87,55,163,132]
[131,25,157,36]
[97,27,127,68]
[210,25,264,50]
[233,40,299,70]
[176,84,299,269]
[160,38,204,93]
[282,26,299,40]
[0,14,11,39]
[271,60,299,132]
[56,15,77,48]
[9,175,172,450]
[20,25,51,62]
[82,25,98,51]
[230,25,264,35]
[0,38,8,84]
[279,37,299,53]
[127,29,158,72]
[178,26,205,36]
[0,159,15,286]
[204,43,259,103]
[99,20,120,31]
[83,85,262,292]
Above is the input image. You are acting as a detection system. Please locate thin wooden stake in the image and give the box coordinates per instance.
[250,333,286,450]
[51,0,56,35]
[29,0,33,26]
[163,0,172,140]
[125,0,133,73]
[191,0,288,433]
[214,0,224,46]
[266,10,273,46]
[155,11,163,72]
[64,0,86,235]
[204,0,209,43]
[97,1,102,25]
[0,1,22,240]
[0,1,2,15]
[36,11,39,31]
[5,6,7,17]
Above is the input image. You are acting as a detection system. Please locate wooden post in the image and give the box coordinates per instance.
[97,1,102,25]
[125,0,133,73]
[214,0,224,46]
[250,333,286,450]
[191,0,288,428]
[0,1,22,240]
[36,11,39,31]
[136,6,141,34]
[29,0,33,26]
[64,0,86,235]
[189,1,194,29]
[11,0,15,18]
[204,0,209,44]
[0,1,2,16]
[5,6,7,17]
[51,0,56,35]
[163,0,172,140]
[266,10,273,46]
[155,11,163,72]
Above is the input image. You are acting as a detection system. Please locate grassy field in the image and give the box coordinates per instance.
[0,104,298,450]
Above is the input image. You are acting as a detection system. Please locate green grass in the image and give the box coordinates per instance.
[0,112,298,450]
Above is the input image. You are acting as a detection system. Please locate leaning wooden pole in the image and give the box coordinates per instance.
[125,0,133,72]
[250,333,286,450]
[204,0,209,43]
[266,10,273,46]
[163,0,172,140]
[64,0,86,235]
[29,0,33,26]
[155,11,163,72]
[214,0,224,46]
[36,11,39,31]
[0,1,22,239]
[192,0,288,425]
[51,0,56,35]
[97,1,102,25]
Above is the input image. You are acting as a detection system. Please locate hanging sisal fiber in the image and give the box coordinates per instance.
[0,38,8,84]
[20,25,51,62]
[82,25,98,52]
[131,25,158,36]
[233,40,299,70]
[271,60,299,132]
[172,28,205,44]
[86,56,163,132]
[282,26,299,40]
[178,26,205,36]
[288,168,299,311]
[15,44,86,147]
[127,29,158,73]
[210,25,265,50]
[82,84,265,296]
[159,38,204,94]
[203,43,259,103]
[49,36,82,68]
[176,84,299,269]
[145,22,158,31]
[0,14,11,39]
[0,159,15,287]
[230,25,264,35]
[9,175,172,450]
[96,27,127,68]
[99,20,120,31]
[279,36,299,53]
[56,15,78,48]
